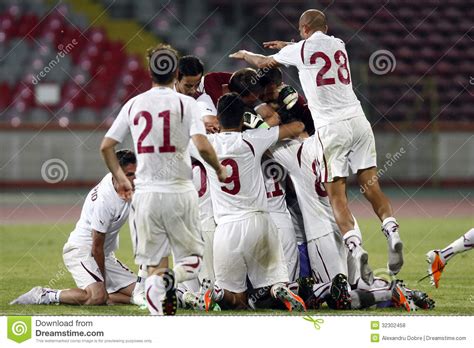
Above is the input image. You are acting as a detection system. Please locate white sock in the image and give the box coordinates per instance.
[343,230,362,251]
[382,217,399,238]
[134,265,147,293]
[145,275,166,315]
[440,228,474,263]
[44,289,61,304]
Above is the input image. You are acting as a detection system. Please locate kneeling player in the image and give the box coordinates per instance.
[11,150,139,306]
[192,93,306,311]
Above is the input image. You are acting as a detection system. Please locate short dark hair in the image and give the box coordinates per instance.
[228,68,262,97]
[258,67,283,87]
[147,44,179,85]
[116,149,136,167]
[217,93,245,128]
[178,55,204,80]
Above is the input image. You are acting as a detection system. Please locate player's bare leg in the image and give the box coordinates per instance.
[324,178,374,285]
[10,282,108,305]
[426,228,474,288]
[145,257,177,315]
[358,167,403,275]
[108,283,135,305]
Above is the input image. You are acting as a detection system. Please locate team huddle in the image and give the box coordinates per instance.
[12,9,473,314]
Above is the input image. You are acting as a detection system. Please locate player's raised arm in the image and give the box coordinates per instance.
[192,134,227,183]
[263,40,294,50]
[100,137,133,201]
[229,50,279,69]
[277,121,305,140]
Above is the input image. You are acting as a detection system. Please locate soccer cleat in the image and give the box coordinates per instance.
[162,270,177,315]
[327,273,351,310]
[10,286,45,305]
[352,246,374,285]
[131,289,147,308]
[387,232,404,275]
[271,284,307,312]
[203,289,222,312]
[391,281,416,312]
[426,250,445,288]
[408,290,435,310]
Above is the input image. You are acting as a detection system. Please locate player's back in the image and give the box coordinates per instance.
[276,32,365,128]
[270,136,338,240]
[205,127,279,224]
[126,87,202,193]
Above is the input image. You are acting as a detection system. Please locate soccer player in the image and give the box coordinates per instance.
[229,9,403,284]
[426,228,474,288]
[194,93,306,311]
[11,150,139,306]
[258,67,315,136]
[100,44,227,315]
[175,55,219,133]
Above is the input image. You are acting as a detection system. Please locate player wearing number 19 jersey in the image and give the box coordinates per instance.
[101,44,226,315]
[230,9,403,284]
[193,93,306,311]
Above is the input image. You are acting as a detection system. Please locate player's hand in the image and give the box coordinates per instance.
[277,85,299,110]
[216,165,228,183]
[263,40,292,50]
[229,50,248,60]
[117,179,133,201]
[243,111,266,129]
[204,121,219,134]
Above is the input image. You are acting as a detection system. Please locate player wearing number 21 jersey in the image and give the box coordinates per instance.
[191,93,306,312]
[101,45,226,316]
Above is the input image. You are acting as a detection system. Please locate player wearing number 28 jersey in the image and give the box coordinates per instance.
[230,10,403,285]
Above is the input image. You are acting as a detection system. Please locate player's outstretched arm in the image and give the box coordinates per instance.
[100,137,133,201]
[263,40,294,50]
[191,134,228,182]
[229,50,279,69]
[277,121,305,140]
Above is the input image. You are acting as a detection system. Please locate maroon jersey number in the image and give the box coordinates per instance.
[220,159,241,195]
[310,50,351,87]
[312,160,328,197]
[133,110,176,154]
[192,160,207,198]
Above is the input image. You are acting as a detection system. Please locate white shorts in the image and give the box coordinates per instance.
[270,212,299,282]
[317,116,377,182]
[307,232,348,284]
[213,213,289,293]
[130,191,204,266]
[62,243,135,293]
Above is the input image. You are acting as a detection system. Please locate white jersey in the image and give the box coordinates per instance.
[196,127,279,224]
[269,136,339,240]
[272,31,365,129]
[262,154,288,215]
[191,150,215,227]
[67,173,130,255]
[105,87,205,193]
[196,92,217,117]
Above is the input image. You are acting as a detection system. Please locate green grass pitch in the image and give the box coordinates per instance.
[1,217,473,316]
